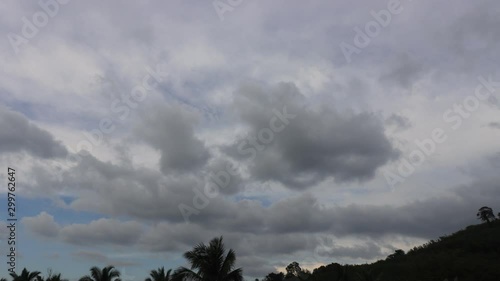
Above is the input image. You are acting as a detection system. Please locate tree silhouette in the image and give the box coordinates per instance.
[44,269,67,281]
[145,267,172,281]
[285,262,302,278]
[172,236,243,281]
[10,268,41,281]
[386,249,405,260]
[79,266,121,281]
[263,272,284,281]
[477,206,495,223]
[284,262,311,281]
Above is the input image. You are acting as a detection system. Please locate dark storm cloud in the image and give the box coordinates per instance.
[225,82,399,188]
[134,104,211,174]
[23,150,500,272]
[0,106,67,158]
[27,152,238,224]
[27,146,500,243]
[385,113,412,131]
[203,157,244,195]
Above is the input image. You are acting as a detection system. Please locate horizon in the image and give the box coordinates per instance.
[1,0,500,280]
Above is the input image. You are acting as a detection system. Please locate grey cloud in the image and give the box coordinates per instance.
[22,212,60,238]
[23,155,500,267]
[72,250,141,267]
[139,223,216,252]
[72,250,108,263]
[0,106,67,158]
[27,152,226,223]
[487,122,500,129]
[60,218,144,246]
[317,241,383,260]
[203,157,244,195]
[29,149,493,241]
[446,0,500,70]
[236,256,277,278]
[379,54,425,89]
[134,103,211,174]
[265,194,331,233]
[225,82,398,188]
[4,0,500,275]
[29,150,500,241]
[385,113,412,131]
[24,211,145,246]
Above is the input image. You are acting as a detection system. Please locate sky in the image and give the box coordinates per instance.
[1,0,500,280]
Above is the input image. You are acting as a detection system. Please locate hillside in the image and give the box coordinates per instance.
[276,220,500,281]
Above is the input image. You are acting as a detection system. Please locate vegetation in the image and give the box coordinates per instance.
[9,269,41,281]
[78,266,121,281]
[171,236,243,281]
[477,206,496,223]
[264,212,500,281]
[145,268,171,281]
[3,207,499,281]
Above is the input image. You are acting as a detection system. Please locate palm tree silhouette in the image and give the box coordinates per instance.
[45,273,67,281]
[79,266,121,281]
[146,267,172,281]
[10,268,41,281]
[172,236,243,281]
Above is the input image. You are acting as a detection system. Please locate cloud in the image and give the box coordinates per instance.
[4,1,500,277]
[72,250,141,267]
[487,122,500,129]
[134,103,211,174]
[386,113,412,131]
[379,54,425,89]
[22,211,60,238]
[0,106,67,158]
[23,212,144,247]
[225,82,399,188]
[60,218,144,246]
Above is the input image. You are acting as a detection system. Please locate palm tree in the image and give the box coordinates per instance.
[45,272,67,281]
[79,266,121,281]
[172,236,243,281]
[477,206,495,223]
[10,268,41,281]
[146,267,172,281]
